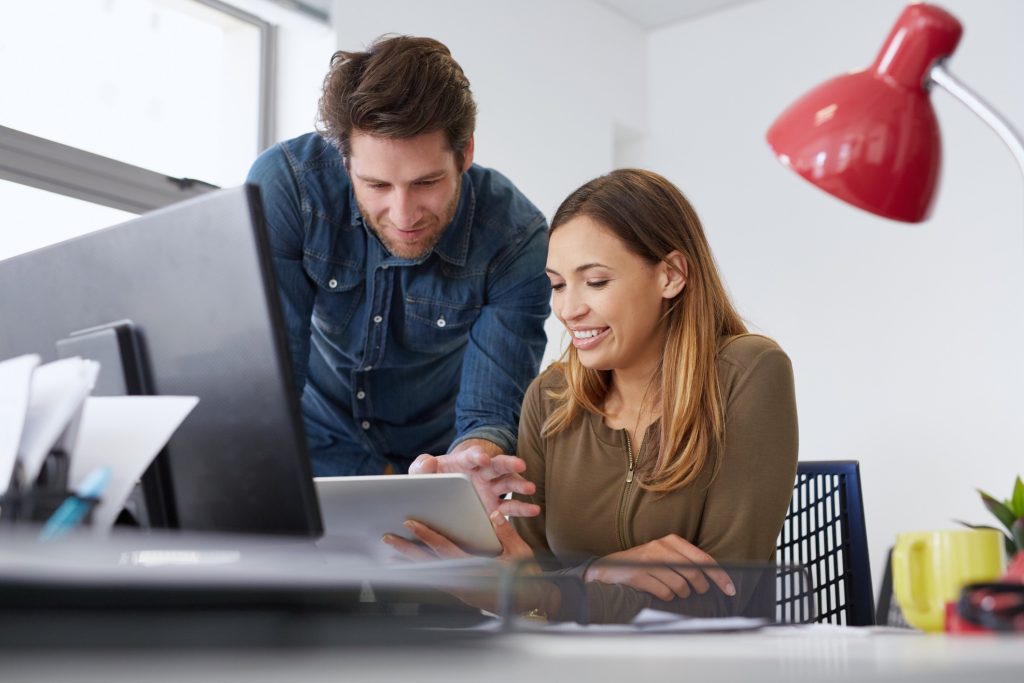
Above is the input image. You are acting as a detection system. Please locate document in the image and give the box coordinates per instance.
[0,354,40,494]
[512,608,768,634]
[15,356,99,486]
[69,395,198,532]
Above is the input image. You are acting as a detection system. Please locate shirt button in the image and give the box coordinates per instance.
[381,265,389,270]
[361,420,370,430]
[356,390,366,399]
[436,316,446,328]
[364,365,373,371]
[373,315,383,324]
[328,278,338,289]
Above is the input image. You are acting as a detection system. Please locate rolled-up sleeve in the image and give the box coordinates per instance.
[450,214,549,454]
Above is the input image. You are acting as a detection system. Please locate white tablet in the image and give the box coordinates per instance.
[314,473,502,557]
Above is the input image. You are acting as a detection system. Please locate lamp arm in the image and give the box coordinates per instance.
[929,61,1024,180]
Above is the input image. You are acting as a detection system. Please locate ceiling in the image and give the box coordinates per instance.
[271,0,764,30]
[591,0,763,29]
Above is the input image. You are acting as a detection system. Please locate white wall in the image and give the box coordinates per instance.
[330,0,648,366]
[646,0,1024,588]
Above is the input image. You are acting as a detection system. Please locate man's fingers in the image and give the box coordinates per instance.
[486,473,536,497]
[496,498,541,518]
[485,454,527,475]
[408,454,438,474]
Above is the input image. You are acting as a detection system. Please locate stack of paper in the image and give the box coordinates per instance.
[0,354,198,533]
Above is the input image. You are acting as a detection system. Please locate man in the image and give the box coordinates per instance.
[246,36,547,514]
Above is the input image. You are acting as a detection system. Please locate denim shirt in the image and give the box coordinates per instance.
[247,133,550,476]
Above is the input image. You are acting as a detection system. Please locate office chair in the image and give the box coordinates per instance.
[776,460,875,626]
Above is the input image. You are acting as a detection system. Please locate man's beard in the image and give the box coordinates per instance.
[360,176,462,260]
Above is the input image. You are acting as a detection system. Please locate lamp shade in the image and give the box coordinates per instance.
[766,4,963,223]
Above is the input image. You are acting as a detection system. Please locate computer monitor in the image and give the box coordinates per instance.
[0,185,322,536]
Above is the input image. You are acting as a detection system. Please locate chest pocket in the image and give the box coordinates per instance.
[303,253,364,336]
[402,296,481,354]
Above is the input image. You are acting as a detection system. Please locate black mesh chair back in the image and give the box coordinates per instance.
[776,460,874,626]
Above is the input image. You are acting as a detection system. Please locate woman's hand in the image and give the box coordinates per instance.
[585,534,736,601]
[408,446,540,518]
[382,510,535,564]
[383,513,559,617]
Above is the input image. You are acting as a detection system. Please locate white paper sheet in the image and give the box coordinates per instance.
[511,608,768,634]
[16,357,99,486]
[68,395,198,532]
[0,354,40,495]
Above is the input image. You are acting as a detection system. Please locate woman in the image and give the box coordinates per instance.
[387,169,798,621]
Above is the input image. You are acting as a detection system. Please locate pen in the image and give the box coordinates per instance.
[39,467,111,541]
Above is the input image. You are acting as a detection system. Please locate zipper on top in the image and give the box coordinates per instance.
[616,429,635,551]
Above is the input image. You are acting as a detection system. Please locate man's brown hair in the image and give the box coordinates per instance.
[317,35,476,168]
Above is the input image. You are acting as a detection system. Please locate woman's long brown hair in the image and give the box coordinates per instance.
[543,169,747,492]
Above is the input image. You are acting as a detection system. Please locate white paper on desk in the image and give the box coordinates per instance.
[516,609,768,634]
[0,354,41,495]
[17,357,100,486]
[68,395,198,532]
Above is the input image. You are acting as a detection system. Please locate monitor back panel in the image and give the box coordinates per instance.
[0,186,321,535]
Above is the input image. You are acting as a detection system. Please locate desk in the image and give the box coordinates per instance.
[3,532,1020,681]
[5,629,1023,682]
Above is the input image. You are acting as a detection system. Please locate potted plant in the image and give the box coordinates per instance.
[962,476,1024,582]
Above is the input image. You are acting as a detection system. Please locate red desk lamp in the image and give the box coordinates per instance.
[766,3,1024,223]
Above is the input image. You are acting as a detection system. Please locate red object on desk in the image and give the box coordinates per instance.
[766,4,962,223]
[945,601,988,634]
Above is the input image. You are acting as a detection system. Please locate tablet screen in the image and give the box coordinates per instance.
[314,473,502,557]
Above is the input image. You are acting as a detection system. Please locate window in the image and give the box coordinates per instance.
[0,0,294,259]
[0,0,270,187]
[0,180,133,261]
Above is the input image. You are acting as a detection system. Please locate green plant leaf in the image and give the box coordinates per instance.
[979,490,1017,531]
[1013,517,1024,554]
[1012,476,1024,519]
[952,519,1000,532]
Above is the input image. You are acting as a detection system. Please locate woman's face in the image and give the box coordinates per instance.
[546,215,685,374]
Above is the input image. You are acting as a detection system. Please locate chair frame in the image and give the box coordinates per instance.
[777,460,874,626]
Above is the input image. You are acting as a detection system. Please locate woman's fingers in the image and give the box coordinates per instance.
[670,564,711,594]
[490,511,534,560]
[651,566,693,599]
[404,519,468,559]
[629,571,677,602]
[382,533,435,561]
[661,536,736,597]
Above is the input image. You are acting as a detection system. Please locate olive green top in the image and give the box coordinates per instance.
[512,334,799,621]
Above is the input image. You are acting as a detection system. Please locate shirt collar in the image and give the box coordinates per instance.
[348,171,475,268]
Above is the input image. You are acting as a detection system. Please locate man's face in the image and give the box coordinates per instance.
[348,130,472,260]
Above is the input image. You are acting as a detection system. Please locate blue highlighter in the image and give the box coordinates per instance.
[39,467,111,541]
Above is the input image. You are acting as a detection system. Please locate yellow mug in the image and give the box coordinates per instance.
[891,528,1006,632]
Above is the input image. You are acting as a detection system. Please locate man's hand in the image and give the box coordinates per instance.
[584,534,736,602]
[408,441,540,518]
